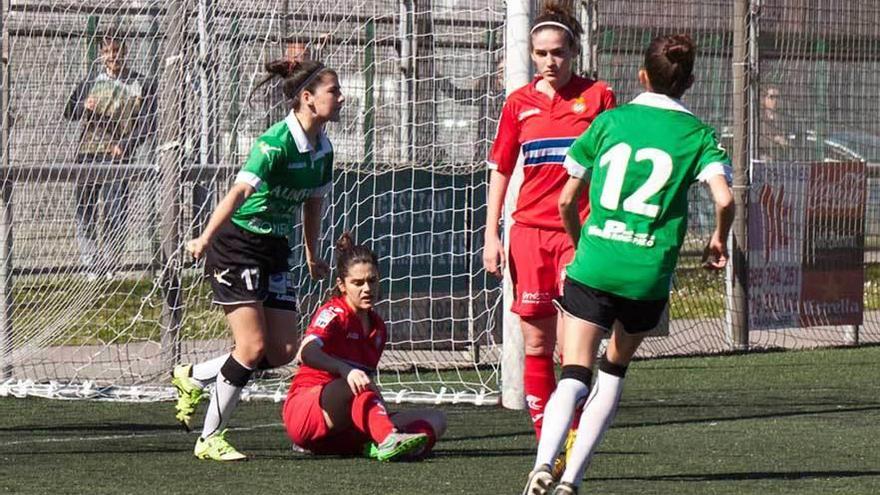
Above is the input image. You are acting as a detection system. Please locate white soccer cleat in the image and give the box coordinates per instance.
[552,481,578,495]
[522,464,554,495]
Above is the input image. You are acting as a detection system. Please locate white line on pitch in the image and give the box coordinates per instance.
[0,422,283,447]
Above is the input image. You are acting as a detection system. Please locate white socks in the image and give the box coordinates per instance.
[190,353,230,388]
[560,368,626,486]
[534,376,590,469]
[201,356,253,439]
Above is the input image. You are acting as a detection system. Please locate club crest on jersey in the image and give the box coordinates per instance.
[313,308,338,328]
[572,97,586,114]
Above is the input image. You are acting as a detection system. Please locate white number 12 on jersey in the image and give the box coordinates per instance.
[598,142,672,218]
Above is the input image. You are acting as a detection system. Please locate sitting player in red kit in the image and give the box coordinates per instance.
[282,233,446,461]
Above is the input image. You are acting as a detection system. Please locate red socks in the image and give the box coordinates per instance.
[351,389,395,443]
[524,354,556,439]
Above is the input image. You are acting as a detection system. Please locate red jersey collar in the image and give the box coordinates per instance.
[527,74,594,99]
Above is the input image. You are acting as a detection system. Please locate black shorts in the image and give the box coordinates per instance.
[203,221,298,312]
[556,277,667,334]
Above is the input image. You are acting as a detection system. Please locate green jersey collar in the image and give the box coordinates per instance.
[285,111,332,159]
[631,92,693,115]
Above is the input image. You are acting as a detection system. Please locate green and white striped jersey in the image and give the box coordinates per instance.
[231,112,333,237]
[564,92,731,300]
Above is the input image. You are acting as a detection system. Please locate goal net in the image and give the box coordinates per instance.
[0,0,505,404]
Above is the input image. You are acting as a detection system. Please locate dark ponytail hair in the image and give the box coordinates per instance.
[330,232,379,299]
[531,0,584,51]
[248,59,337,110]
[643,34,696,99]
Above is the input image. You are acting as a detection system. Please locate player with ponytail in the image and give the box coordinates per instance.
[522,34,735,495]
[170,58,344,461]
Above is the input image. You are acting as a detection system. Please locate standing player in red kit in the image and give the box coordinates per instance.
[283,233,446,461]
[483,0,615,445]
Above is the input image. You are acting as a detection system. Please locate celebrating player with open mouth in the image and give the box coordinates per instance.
[173,58,342,461]
[483,0,615,461]
[522,34,735,494]
[283,233,446,461]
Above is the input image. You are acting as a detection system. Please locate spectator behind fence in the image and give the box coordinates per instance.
[758,83,794,162]
[63,35,157,280]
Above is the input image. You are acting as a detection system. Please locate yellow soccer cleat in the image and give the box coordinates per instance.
[552,429,578,479]
[171,364,205,431]
[194,430,247,461]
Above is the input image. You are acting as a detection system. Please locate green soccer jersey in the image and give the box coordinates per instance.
[231,113,333,237]
[563,92,731,300]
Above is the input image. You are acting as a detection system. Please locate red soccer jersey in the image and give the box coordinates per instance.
[488,75,615,230]
[290,297,388,391]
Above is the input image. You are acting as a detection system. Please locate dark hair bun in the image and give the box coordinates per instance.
[335,232,354,253]
[264,59,296,78]
[541,0,573,16]
[664,35,695,64]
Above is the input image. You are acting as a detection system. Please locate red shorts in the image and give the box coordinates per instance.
[282,384,370,456]
[508,224,575,318]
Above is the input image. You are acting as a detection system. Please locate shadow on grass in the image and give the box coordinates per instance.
[436,448,652,459]
[443,429,532,442]
[591,470,880,482]
[614,404,880,429]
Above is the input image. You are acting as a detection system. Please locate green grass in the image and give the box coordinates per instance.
[2,346,879,494]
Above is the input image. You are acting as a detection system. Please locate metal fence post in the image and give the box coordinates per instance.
[158,0,189,370]
[730,0,752,350]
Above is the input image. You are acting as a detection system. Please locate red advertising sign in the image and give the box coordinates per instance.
[748,162,865,329]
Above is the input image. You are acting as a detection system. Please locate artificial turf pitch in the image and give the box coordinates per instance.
[2,345,879,494]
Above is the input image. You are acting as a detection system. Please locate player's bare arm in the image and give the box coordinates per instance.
[558,176,588,247]
[483,169,510,278]
[703,174,734,270]
[300,338,373,395]
[303,196,330,280]
[185,182,254,259]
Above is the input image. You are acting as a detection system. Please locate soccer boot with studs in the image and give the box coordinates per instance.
[522,463,554,495]
[372,432,428,462]
[552,481,578,495]
[194,430,247,461]
[171,364,205,431]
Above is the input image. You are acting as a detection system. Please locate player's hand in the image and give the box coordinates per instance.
[110,144,124,159]
[185,237,209,260]
[344,367,372,395]
[84,96,97,112]
[482,235,505,279]
[702,231,729,271]
[307,258,330,280]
